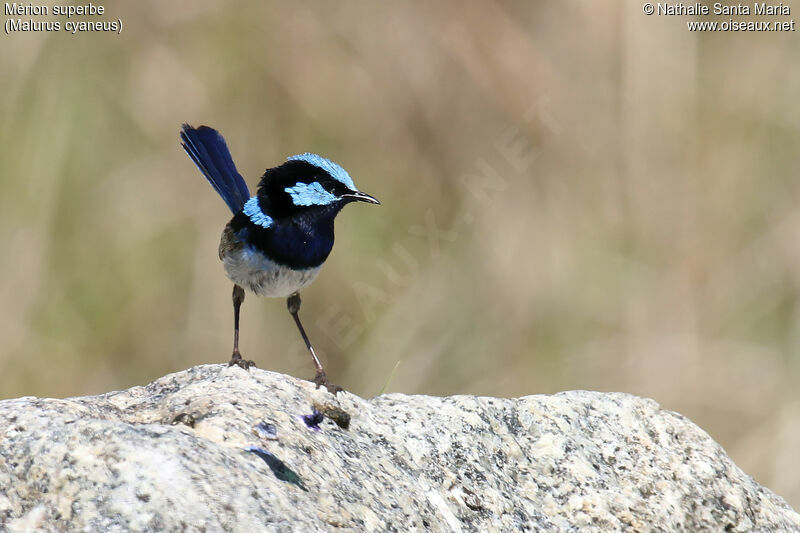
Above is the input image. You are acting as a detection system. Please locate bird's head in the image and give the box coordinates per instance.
[254,153,379,222]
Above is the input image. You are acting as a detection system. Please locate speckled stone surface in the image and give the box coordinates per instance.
[0,365,798,532]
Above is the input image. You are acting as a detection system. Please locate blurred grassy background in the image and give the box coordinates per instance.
[1,0,799,507]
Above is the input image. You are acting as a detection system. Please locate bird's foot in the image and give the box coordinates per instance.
[228,351,256,370]
[313,370,343,394]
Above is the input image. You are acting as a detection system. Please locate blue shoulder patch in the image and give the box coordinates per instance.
[288,153,357,190]
[243,197,274,228]
[284,181,338,206]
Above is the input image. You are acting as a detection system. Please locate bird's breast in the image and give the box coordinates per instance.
[226,210,337,268]
[218,216,329,297]
[221,243,322,297]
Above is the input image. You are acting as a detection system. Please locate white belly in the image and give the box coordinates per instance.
[222,245,321,297]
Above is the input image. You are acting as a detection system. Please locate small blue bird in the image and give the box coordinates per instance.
[180,124,379,392]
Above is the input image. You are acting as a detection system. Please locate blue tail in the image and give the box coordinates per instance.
[181,124,251,214]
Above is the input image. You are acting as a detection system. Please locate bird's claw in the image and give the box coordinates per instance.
[228,352,256,370]
[313,371,343,394]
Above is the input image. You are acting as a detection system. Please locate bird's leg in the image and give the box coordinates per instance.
[287,292,342,393]
[228,284,255,370]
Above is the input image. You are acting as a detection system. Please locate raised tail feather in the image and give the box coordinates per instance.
[181,124,251,214]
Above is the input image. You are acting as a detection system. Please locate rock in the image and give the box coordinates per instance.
[0,365,798,532]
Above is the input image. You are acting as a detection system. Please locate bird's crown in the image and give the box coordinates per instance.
[287,153,357,191]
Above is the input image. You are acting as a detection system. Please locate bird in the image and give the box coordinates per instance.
[180,124,379,392]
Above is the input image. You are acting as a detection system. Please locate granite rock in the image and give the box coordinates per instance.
[0,365,798,532]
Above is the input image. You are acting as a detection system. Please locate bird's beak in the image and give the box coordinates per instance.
[343,191,380,205]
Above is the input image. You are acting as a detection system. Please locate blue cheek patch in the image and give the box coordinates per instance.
[285,181,338,206]
[243,197,274,228]
[287,153,357,191]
